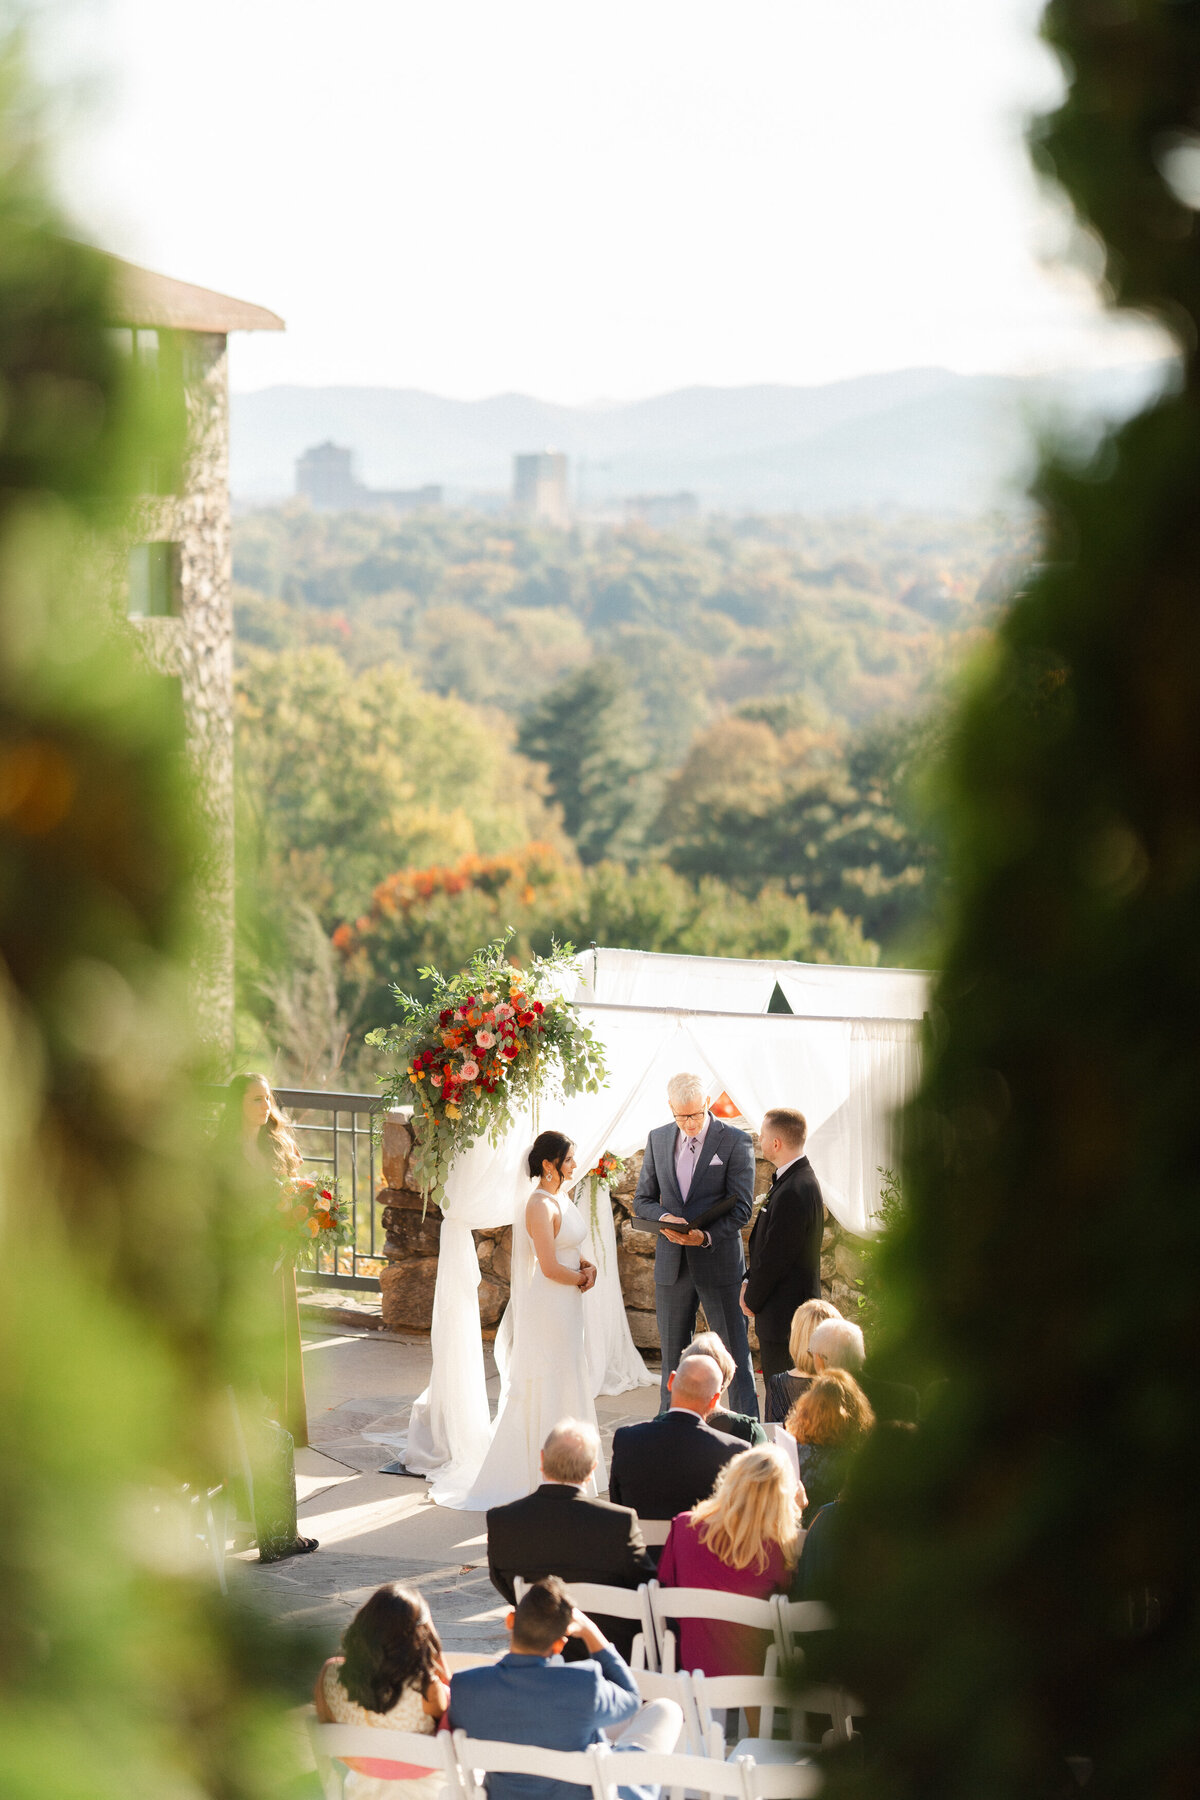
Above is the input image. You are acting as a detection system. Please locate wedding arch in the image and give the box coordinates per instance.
[402,945,929,1507]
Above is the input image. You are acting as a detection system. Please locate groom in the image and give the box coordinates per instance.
[632,1073,758,1417]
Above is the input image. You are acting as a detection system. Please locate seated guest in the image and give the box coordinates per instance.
[661,1332,768,1445]
[314,1584,450,1800]
[786,1369,874,1524]
[487,1419,654,1659]
[657,1445,803,1675]
[809,1315,920,1424]
[789,1499,840,1603]
[609,1354,742,1523]
[449,1577,683,1800]
[763,1298,841,1425]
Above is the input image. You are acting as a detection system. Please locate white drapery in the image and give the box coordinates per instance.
[403,949,929,1508]
[574,946,929,1022]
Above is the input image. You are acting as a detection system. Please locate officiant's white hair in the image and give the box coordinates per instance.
[542,1418,600,1484]
[667,1072,708,1108]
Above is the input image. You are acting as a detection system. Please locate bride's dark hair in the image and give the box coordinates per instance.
[528,1130,575,1180]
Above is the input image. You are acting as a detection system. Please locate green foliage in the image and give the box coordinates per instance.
[0,33,304,1797]
[661,705,941,952]
[235,644,557,924]
[234,506,1014,740]
[517,658,659,864]
[827,8,1200,1796]
[334,844,876,1052]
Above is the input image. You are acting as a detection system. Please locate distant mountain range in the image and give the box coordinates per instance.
[230,363,1172,514]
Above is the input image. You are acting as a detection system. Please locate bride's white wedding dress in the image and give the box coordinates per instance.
[463,1186,605,1510]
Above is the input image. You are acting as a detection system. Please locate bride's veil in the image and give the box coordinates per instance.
[492,1142,537,1393]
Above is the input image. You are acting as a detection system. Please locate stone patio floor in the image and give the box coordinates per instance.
[228,1323,664,1676]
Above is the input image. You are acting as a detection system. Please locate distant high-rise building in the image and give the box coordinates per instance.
[295,442,442,513]
[296,441,360,509]
[513,451,570,526]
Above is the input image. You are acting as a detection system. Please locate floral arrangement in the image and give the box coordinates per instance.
[368,937,606,1211]
[277,1173,352,1258]
[583,1150,626,1270]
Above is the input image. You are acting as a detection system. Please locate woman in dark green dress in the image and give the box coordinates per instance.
[222,1073,317,1562]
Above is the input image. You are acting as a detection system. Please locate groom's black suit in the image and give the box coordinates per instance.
[744,1155,825,1379]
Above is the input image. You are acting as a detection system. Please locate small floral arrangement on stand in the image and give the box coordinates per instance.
[369,936,606,1212]
[277,1173,352,1261]
[583,1150,626,1270]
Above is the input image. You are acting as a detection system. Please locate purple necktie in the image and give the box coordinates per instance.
[678,1136,700,1200]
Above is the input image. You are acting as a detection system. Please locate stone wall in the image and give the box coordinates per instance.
[376,1116,866,1345]
[123,330,235,1057]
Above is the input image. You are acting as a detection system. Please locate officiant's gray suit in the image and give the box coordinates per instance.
[632,1116,758,1417]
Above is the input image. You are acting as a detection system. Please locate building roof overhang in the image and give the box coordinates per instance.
[103,253,285,334]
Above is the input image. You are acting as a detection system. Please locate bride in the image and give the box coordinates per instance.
[464,1130,602,1509]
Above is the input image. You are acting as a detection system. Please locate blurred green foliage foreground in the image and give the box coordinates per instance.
[829,4,1200,1797]
[0,37,302,1800]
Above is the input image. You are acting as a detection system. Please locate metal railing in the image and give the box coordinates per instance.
[275,1088,384,1293]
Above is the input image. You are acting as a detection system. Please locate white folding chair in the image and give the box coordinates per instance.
[452,1732,605,1800]
[741,1757,824,1799]
[512,1577,659,1672]
[648,1582,781,1674]
[692,1671,812,1760]
[590,1741,757,1800]
[631,1665,702,1756]
[772,1598,834,1665]
[306,1713,456,1800]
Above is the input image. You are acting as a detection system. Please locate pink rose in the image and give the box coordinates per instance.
[461,1060,480,1081]
[475,1029,495,1048]
[495,1002,514,1021]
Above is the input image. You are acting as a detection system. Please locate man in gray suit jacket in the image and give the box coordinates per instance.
[632,1073,758,1416]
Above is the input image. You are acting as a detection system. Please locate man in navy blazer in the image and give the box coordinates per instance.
[632,1073,757,1415]
[449,1578,682,1800]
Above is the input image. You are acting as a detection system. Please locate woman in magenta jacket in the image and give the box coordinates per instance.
[657,1445,804,1675]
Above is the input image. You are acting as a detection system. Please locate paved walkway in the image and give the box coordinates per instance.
[229,1325,662,1672]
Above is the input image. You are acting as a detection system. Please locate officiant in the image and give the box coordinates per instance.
[632,1073,758,1417]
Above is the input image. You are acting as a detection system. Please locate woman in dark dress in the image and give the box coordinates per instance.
[763,1298,841,1425]
[222,1073,316,1561]
[786,1368,874,1525]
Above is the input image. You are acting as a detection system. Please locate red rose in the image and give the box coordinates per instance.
[503,1044,520,1060]
[532,1002,544,1015]
[439,1009,453,1026]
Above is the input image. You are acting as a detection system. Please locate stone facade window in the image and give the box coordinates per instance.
[127,540,182,618]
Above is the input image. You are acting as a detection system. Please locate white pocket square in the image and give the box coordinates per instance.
[709,1154,722,1165]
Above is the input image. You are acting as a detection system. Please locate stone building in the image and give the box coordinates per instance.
[106,256,284,1054]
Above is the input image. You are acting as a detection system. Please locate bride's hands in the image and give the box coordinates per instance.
[577,1258,598,1293]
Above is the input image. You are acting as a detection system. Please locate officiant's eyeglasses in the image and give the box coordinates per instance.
[672,1108,707,1124]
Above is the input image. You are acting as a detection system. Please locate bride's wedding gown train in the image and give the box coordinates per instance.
[463,1187,605,1510]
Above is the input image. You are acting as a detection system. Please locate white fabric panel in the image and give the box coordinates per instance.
[773,965,928,1023]
[575,946,930,1023]
[582,1182,656,1397]
[403,1118,534,1503]
[806,1019,921,1234]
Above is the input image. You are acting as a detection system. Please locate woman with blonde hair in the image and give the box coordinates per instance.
[763,1297,841,1424]
[656,1445,803,1674]
[786,1367,874,1524]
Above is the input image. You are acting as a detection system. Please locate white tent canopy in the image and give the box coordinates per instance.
[402,947,930,1507]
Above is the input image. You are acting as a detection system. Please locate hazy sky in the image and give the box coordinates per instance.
[42,0,1168,401]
